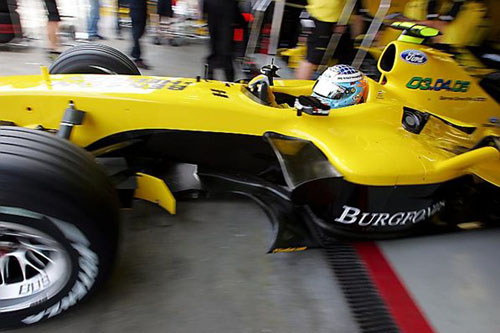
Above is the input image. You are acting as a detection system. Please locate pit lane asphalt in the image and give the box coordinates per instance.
[8,199,359,333]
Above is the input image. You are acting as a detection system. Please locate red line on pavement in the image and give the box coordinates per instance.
[353,242,435,333]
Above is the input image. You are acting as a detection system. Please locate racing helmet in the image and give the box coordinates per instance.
[312,65,368,109]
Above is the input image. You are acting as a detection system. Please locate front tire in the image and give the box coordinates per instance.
[0,127,119,329]
[49,43,141,75]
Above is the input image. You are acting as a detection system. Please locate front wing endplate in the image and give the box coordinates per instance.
[134,172,176,214]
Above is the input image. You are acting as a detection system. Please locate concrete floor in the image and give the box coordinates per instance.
[8,199,359,333]
[379,229,500,333]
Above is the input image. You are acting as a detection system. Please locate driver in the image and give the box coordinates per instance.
[311,64,368,109]
[248,64,368,114]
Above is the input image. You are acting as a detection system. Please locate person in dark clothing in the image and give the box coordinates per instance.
[151,0,173,44]
[157,0,173,18]
[43,0,61,54]
[279,0,307,49]
[296,0,361,79]
[1,0,20,44]
[116,0,130,39]
[130,0,150,69]
[204,0,245,81]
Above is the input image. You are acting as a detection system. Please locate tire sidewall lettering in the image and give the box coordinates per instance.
[21,214,99,325]
[0,206,99,326]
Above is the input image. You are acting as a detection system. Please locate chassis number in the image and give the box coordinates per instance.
[406,76,470,92]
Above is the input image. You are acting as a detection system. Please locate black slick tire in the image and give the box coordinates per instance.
[49,43,141,75]
[0,126,120,329]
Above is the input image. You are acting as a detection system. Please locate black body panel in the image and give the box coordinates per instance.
[88,129,499,249]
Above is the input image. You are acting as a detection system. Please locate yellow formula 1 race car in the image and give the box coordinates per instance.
[0,24,499,328]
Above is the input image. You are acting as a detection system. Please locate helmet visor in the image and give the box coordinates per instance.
[313,79,347,100]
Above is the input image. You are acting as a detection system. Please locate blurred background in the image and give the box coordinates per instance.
[0,0,498,80]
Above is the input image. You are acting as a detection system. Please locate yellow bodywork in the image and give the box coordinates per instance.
[0,40,498,188]
[134,172,176,214]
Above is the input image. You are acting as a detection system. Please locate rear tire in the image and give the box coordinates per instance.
[49,43,141,75]
[0,127,119,329]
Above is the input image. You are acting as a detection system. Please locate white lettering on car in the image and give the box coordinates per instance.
[333,201,445,227]
[387,212,405,226]
[358,213,372,226]
[334,206,360,224]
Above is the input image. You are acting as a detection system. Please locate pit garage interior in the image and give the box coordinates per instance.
[1,1,500,333]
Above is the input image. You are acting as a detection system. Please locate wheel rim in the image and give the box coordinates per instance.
[0,222,71,313]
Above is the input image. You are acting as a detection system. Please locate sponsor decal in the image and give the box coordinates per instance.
[400,50,427,65]
[336,74,363,81]
[484,117,500,128]
[210,88,229,98]
[439,96,486,102]
[272,247,307,253]
[406,77,470,92]
[334,201,445,227]
[52,76,193,91]
[376,90,384,99]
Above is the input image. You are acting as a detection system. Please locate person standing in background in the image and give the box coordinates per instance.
[424,0,466,34]
[116,0,129,39]
[88,0,105,40]
[43,0,61,55]
[151,0,173,44]
[157,0,173,19]
[295,0,359,79]
[204,0,245,81]
[130,0,150,69]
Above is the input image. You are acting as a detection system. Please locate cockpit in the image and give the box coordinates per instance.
[243,63,368,115]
